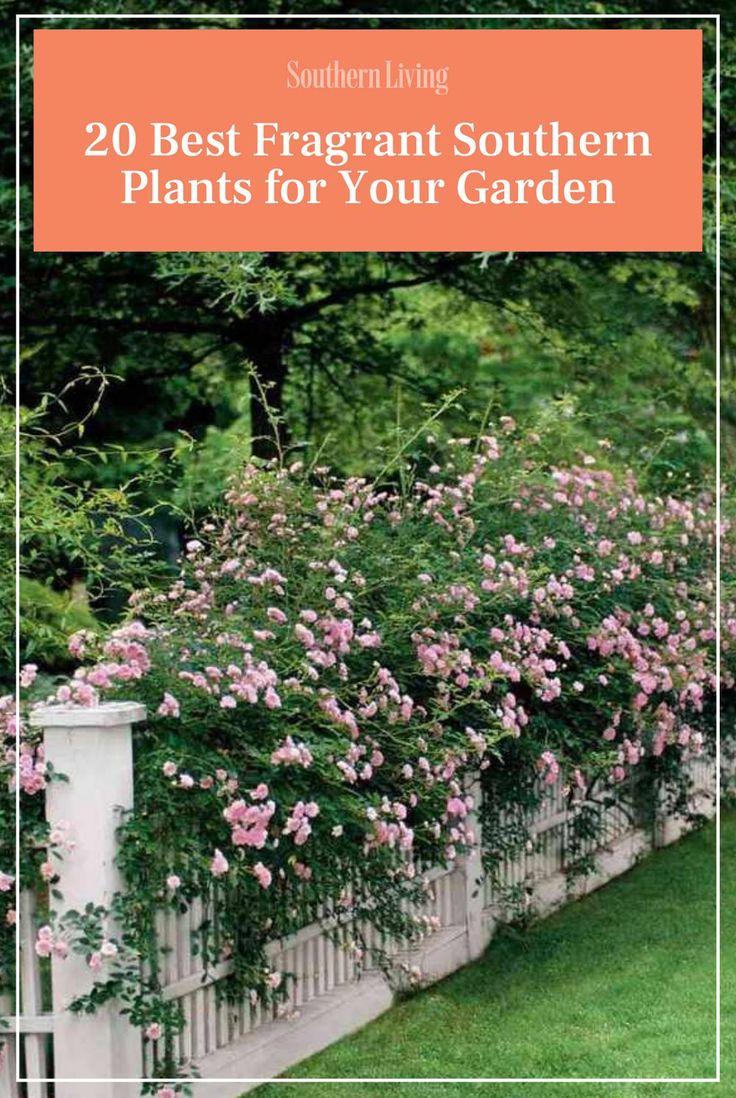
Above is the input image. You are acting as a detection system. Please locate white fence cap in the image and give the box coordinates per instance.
[29,701,147,728]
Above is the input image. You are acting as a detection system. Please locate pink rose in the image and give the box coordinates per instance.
[20,664,38,688]
[35,935,53,958]
[157,692,180,718]
[210,849,229,877]
[253,862,272,889]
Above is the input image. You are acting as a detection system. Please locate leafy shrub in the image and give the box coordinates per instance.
[8,415,723,1082]
[20,577,98,671]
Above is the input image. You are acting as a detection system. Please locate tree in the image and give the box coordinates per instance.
[7,1,724,464]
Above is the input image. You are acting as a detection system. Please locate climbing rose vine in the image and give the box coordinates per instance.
[6,417,729,1084]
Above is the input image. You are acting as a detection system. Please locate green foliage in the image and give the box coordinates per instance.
[0,381,175,686]
[19,409,718,1084]
[20,577,98,672]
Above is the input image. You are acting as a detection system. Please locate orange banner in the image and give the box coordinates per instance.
[33,28,702,252]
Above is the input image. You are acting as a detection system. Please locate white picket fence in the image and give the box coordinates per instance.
[4,704,718,1098]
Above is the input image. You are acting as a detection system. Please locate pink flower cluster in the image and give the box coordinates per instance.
[47,426,721,972]
[283,800,319,846]
[34,925,68,960]
[224,797,276,849]
[2,691,47,796]
[63,621,154,701]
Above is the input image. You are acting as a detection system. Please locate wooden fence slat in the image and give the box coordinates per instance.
[19,891,49,1098]
[190,898,207,1060]
[175,905,193,1067]
[0,1032,19,1098]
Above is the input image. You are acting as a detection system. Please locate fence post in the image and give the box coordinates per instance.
[30,702,146,1098]
[450,776,486,962]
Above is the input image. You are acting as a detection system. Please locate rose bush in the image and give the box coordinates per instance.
[4,415,727,1086]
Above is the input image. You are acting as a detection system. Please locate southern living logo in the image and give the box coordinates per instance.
[286,59,450,96]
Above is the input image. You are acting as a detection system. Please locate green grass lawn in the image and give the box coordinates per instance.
[251,812,732,1098]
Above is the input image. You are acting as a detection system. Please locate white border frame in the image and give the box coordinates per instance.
[14,8,725,1089]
